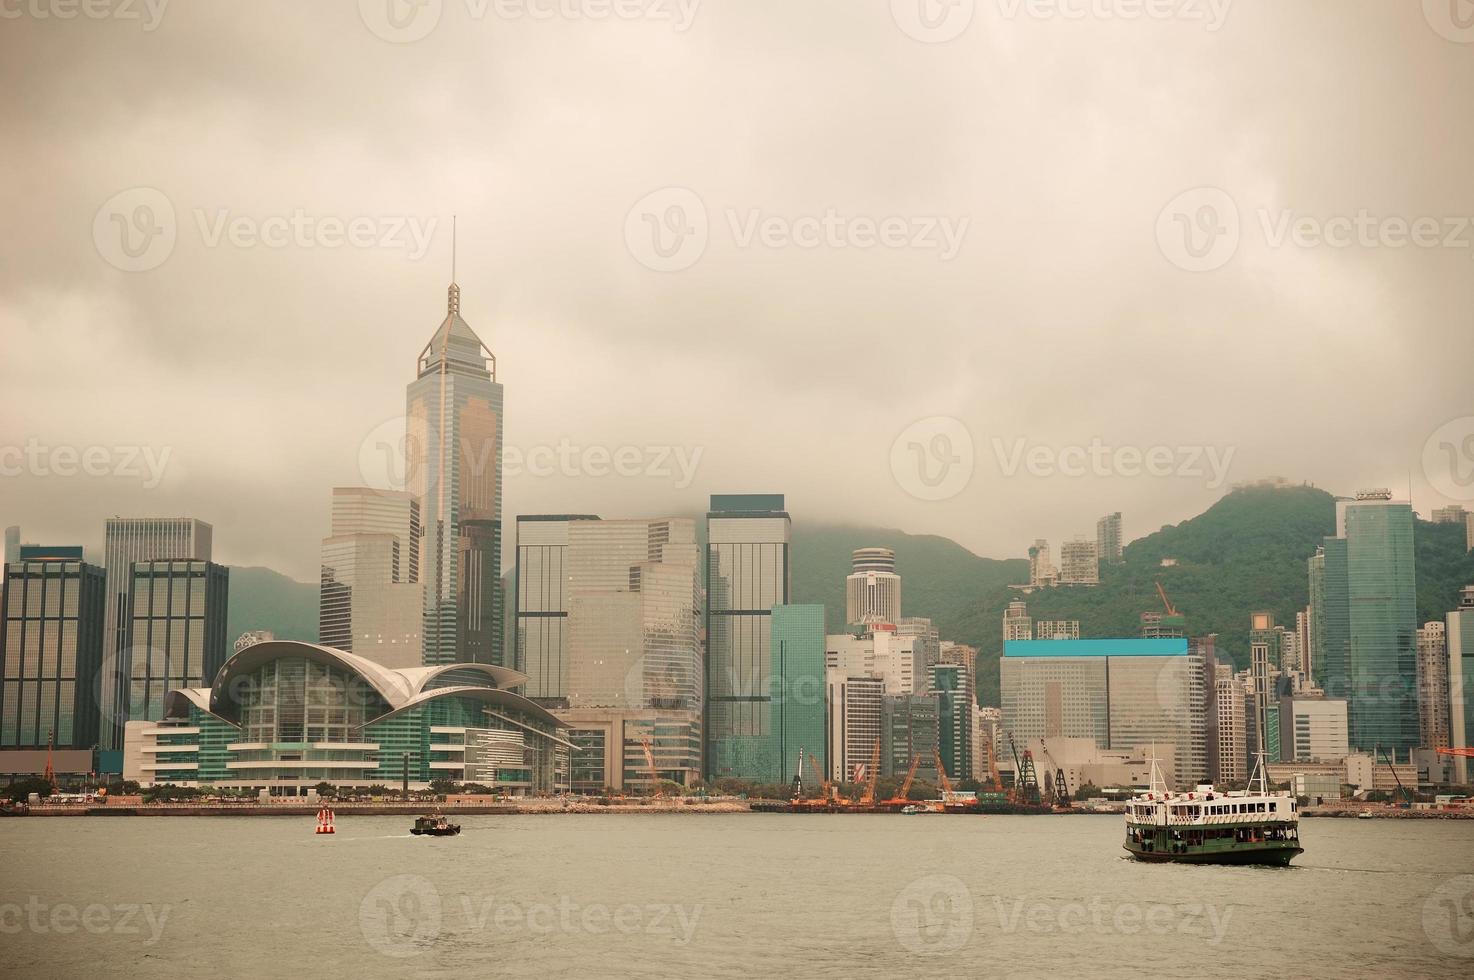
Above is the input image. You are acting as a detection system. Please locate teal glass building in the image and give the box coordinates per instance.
[1317,494,1418,756]
[122,559,229,730]
[768,603,826,784]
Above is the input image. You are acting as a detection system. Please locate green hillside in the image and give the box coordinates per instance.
[948,486,1474,706]
[226,566,318,645]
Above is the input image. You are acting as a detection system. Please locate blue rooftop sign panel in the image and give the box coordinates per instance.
[1003,638,1190,658]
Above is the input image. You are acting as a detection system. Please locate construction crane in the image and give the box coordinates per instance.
[984,736,1004,793]
[790,747,806,801]
[1377,745,1414,808]
[640,737,663,798]
[1155,580,1179,616]
[933,749,954,796]
[859,739,882,806]
[1009,735,1041,806]
[1038,738,1072,809]
[883,754,922,808]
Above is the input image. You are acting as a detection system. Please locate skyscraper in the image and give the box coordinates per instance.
[0,547,105,754]
[543,518,705,791]
[1096,512,1123,565]
[406,279,503,666]
[1318,491,1418,757]
[122,559,229,726]
[513,514,600,702]
[319,487,423,668]
[845,548,901,625]
[706,494,791,780]
[1447,585,1474,784]
[1416,622,1450,751]
[930,661,975,782]
[102,518,211,749]
[770,604,827,785]
[3,526,18,564]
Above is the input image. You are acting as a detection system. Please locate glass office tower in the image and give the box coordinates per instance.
[101,518,211,748]
[0,547,106,750]
[514,515,599,702]
[122,560,229,724]
[1319,493,1418,756]
[406,281,503,666]
[705,494,791,780]
[769,603,826,784]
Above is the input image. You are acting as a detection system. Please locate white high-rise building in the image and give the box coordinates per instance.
[1059,538,1099,586]
[320,488,423,669]
[1028,540,1056,588]
[1096,512,1123,565]
[1282,697,1350,762]
[1214,663,1246,784]
[1417,621,1450,751]
[826,673,884,783]
[845,548,901,625]
[1003,600,1033,642]
[1448,585,1474,784]
[826,625,923,696]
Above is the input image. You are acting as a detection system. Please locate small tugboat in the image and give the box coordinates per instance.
[901,803,929,815]
[411,813,461,837]
[1123,753,1302,866]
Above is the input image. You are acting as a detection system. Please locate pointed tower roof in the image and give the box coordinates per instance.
[417,220,494,380]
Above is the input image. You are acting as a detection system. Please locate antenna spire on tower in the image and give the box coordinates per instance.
[447,214,460,315]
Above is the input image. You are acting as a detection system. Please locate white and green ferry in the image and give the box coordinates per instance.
[1124,756,1303,866]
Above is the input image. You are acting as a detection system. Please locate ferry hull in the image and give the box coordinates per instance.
[1123,843,1302,867]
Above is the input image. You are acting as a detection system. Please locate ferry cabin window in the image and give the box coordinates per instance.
[1269,801,1276,812]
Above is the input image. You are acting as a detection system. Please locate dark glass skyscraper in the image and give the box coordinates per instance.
[705,494,790,780]
[122,559,229,726]
[0,548,105,751]
[407,281,504,666]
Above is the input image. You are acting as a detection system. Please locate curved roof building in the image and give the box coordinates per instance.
[126,640,570,795]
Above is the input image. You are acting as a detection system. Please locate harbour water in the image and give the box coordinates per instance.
[2,814,1471,978]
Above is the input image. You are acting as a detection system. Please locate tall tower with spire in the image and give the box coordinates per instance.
[405,242,504,666]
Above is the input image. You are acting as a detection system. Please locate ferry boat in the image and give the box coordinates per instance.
[1124,754,1302,866]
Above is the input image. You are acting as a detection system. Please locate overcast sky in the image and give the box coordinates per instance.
[2,1,1471,582]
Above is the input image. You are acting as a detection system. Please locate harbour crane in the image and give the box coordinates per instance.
[883,754,922,808]
[1009,735,1041,806]
[859,739,882,806]
[1038,738,1072,809]
[640,737,663,798]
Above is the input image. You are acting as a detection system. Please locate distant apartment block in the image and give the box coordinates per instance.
[1036,620,1081,641]
[1096,512,1123,565]
[1058,538,1099,586]
[1417,622,1450,751]
[1003,600,1032,642]
[1027,539,1056,588]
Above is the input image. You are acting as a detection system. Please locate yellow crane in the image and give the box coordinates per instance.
[859,739,882,806]
[640,737,663,798]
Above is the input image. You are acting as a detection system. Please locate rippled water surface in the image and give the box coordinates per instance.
[3,813,1472,978]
